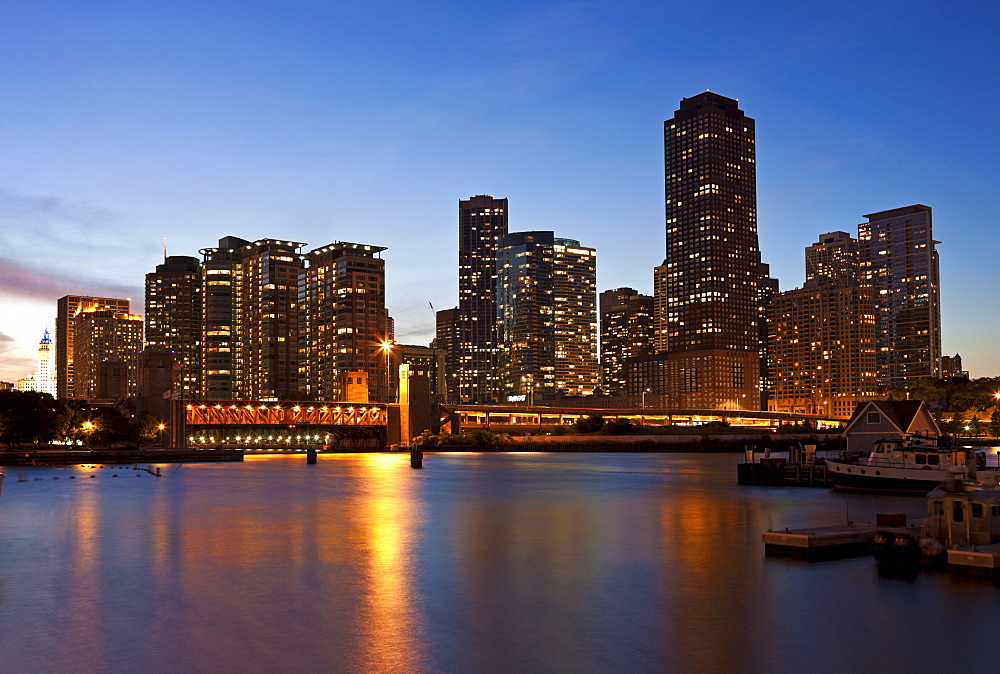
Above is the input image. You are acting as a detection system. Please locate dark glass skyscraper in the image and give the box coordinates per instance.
[457,195,508,402]
[145,255,202,396]
[659,92,768,409]
[859,205,941,387]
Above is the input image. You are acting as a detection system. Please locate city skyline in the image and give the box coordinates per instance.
[2,1,997,381]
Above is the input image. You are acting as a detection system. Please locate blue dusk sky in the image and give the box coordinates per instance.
[1,0,997,382]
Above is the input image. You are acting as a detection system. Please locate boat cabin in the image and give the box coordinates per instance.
[866,438,981,473]
[926,482,1000,547]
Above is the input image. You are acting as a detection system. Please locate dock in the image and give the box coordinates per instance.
[762,525,875,560]
[947,544,1000,577]
[738,458,834,487]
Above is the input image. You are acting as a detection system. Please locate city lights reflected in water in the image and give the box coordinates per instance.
[0,453,998,671]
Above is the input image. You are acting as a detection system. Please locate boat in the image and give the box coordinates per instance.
[872,477,1000,568]
[826,434,995,494]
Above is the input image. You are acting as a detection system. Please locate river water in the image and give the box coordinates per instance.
[0,452,996,672]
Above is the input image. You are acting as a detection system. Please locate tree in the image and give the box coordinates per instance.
[0,390,62,447]
[90,408,138,448]
[969,413,983,438]
[574,414,605,434]
[990,409,1000,440]
[604,418,638,435]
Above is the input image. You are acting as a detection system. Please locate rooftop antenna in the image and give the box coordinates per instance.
[163,238,168,263]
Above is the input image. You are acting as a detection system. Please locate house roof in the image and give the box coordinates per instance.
[845,400,927,434]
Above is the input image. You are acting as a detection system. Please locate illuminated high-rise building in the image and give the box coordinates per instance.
[859,205,942,387]
[497,231,598,398]
[433,307,461,403]
[145,255,202,396]
[199,237,304,400]
[658,92,768,409]
[302,242,387,402]
[56,295,131,398]
[768,232,876,417]
[72,308,143,399]
[600,288,654,395]
[457,195,508,402]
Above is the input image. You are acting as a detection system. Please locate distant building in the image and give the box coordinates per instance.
[600,288,654,395]
[497,231,598,398]
[433,307,460,402]
[842,400,940,455]
[392,344,447,399]
[72,308,143,399]
[805,231,859,286]
[859,205,942,387]
[941,354,969,380]
[18,329,57,397]
[657,92,770,409]
[456,195,508,403]
[56,295,131,398]
[145,255,202,397]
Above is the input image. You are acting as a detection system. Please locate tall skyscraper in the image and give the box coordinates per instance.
[457,195,508,402]
[658,92,767,409]
[302,242,388,402]
[600,288,655,395]
[859,205,942,388]
[72,308,143,399]
[199,236,248,399]
[56,295,131,398]
[145,255,202,396]
[497,231,598,398]
[806,231,859,286]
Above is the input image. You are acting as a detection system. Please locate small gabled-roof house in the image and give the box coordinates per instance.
[842,400,941,454]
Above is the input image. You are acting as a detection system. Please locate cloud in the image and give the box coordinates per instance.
[0,256,141,306]
[0,331,36,382]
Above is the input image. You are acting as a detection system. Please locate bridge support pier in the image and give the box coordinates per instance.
[306,447,317,464]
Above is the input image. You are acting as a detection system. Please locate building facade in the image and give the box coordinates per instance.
[658,92,768,409]
[457,195,508,402]
[56,295,131,398]
[72,308,143,399]
[302,242,388,402]
[497,231,598,399]
[600,288,655,395]
[858,205,942,388]
[145,255,202,397]
[433,307,460,403]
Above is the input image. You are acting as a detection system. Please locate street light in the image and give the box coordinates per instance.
[158,423,166,447]
[379,340,395,403]
[642,388,651,409]
[82,421,94,447]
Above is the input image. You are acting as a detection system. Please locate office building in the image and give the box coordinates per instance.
[658,92,768,409]
[145,255,202,397]
[457,195,508,402]
[859,205,942,387]
[56,295,131,398]
[600,288,655,395]
[497,231,598,398]
[302,242,388,402]
[72,308,143,399]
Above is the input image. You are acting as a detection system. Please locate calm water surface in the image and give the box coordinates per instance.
[0,452,996,673]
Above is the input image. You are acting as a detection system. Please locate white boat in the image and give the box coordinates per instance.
[826,435,995,494]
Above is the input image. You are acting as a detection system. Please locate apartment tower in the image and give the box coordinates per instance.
[457,195,508,402]
[145,255,202,396]
[859,205,942,387]
[56,295,131,398]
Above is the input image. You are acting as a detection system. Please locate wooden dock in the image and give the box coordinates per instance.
[0,448,244,466]
[738,459,834,487]
[762,525,875,560]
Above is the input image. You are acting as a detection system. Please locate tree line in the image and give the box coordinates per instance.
[0,389,161,449]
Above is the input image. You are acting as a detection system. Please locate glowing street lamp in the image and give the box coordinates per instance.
[157,423,166,447]
[379,340,395,403]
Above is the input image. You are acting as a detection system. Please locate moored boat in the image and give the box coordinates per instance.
[826,435,994,494]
